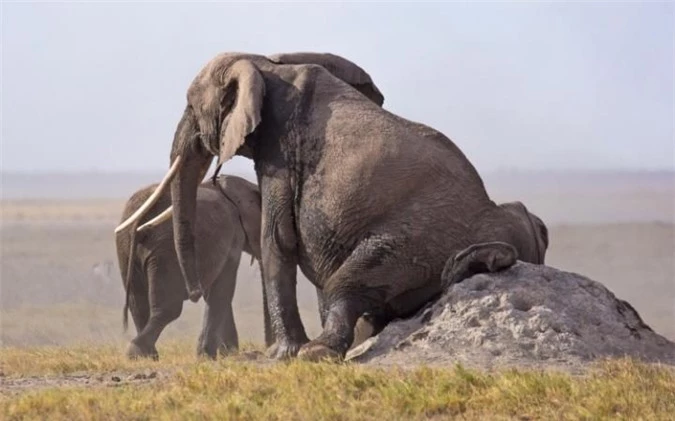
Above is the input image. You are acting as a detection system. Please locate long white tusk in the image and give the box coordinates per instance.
[137,206,173,232]
[114,155,183,234]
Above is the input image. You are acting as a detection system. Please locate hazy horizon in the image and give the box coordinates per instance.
[2,2,673,175]
[2,170,673,228]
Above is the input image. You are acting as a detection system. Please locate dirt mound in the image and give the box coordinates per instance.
[347,262,675,372]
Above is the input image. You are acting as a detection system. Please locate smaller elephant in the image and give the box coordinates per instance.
[115,174,267,360]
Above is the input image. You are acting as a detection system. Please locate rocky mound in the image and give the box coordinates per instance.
[346,262,675,372]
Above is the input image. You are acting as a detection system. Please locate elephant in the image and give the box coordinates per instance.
[117,51,549,362]
[114,174,266,360]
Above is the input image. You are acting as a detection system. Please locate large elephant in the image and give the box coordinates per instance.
[114,175,265,360]
[118,51,549,362]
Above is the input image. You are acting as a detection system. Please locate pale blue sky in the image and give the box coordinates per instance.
[2,1,673,174]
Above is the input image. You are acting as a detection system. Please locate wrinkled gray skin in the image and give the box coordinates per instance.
[164,51,549,361]
[115,175,265,360]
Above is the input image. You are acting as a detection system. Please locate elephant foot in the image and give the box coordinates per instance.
[126,342,159,361]
[297,341,343,363]
[266,338,308,360]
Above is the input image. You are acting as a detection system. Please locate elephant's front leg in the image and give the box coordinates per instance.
[127,262,183,360]
[217,257,241,355]
[196,304,225,359]
[128,307,181,360]
[196,266,238,359]
[260,264,275,347]
[260,180,309,360]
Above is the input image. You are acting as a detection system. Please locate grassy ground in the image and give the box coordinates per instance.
[2,342,675,420]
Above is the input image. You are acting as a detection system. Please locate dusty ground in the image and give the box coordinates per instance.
[0,345,271,396]
[1,171,674,396]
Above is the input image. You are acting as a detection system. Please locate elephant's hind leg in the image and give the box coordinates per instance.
[297,239,428,362]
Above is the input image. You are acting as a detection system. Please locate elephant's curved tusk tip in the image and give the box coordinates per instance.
[136,223,150,233]
[135,206,174,232]
[114,155,183,234]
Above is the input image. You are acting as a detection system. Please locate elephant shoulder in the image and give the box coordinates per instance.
[196,187,236,219]
[194,187,241,239]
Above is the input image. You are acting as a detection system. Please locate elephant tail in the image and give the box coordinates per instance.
[120,218,141,333]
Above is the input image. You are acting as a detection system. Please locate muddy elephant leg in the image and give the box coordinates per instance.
[260,263,275,347]
[260,178,309,360]
[127,261,183,360]
[197,256,239,359]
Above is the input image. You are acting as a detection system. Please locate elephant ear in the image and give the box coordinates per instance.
[441,242,518,289]
[528,212,549,264]
[215,60,266,166]
[268,52,385,106]
[500,201,549,265]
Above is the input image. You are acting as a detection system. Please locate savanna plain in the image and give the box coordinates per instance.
[1,170,674,420]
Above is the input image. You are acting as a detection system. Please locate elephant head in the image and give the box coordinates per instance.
[441,201,549,288]
[114,52,385,301]
[497,201,549,265]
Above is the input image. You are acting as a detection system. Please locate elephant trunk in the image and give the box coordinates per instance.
[169,109,213,303]
[171,163,203,302]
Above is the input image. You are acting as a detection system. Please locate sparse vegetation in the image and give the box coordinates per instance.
[2,343,674,420]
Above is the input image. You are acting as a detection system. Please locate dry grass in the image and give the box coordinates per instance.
[1,343,674,420]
